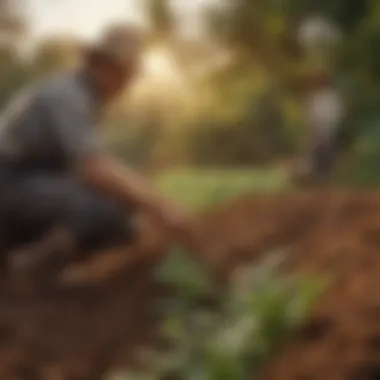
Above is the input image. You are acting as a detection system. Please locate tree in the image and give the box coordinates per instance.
[0,0,27,47]
[142,0,174,44]
[0,0,31,108]
[32,37,80,76]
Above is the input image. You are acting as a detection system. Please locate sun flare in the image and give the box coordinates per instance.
[128,46,192,113]
[141,47,183,85]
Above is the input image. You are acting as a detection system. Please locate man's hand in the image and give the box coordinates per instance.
[155,199,204,258]
[155,200,193,237]
[80,155,195,242]
[164,202,192,233]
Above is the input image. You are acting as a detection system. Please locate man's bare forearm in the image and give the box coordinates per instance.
[78,155,165,212]
[76,155,192,244]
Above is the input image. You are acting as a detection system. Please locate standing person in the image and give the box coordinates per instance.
[0,24,191,277]
[298,72,345,183]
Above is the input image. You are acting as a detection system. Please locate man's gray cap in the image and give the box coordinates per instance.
[87,24,143,67]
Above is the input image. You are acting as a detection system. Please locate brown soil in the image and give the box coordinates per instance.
[203,191,380,380]
[1,190,380,379]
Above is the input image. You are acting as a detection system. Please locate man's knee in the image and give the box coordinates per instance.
[69,195,137,253]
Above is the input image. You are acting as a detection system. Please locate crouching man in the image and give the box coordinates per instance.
[0,25,190,279]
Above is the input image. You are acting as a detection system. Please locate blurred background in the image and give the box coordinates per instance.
[2,0,379,209]
[1,2,380,379]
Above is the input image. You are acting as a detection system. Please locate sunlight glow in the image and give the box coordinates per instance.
[127,47,194,123]
[142,48,183,85]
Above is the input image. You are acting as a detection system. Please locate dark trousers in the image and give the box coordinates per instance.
[311,140,336,180]
[0,160,136,272]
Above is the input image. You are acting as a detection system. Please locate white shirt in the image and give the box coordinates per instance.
[306,89,344,139]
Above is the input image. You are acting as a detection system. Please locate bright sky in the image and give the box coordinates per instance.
[28,0,142,42]
[27,0,218,43]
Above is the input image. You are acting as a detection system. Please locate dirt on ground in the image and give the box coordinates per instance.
[1,190,380,379]
[205,191,380,380]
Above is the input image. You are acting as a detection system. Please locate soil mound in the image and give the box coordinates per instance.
[1,190,380,379]
[201,191,380,380]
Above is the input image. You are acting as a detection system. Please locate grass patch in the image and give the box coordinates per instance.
[155,167,292,210]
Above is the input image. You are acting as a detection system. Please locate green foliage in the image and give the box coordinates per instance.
[33,37,79,76]
[155,247,215,300]
[340,117,380,186]
[115,250,327,380]
[0,49,33,109]
[183,94,293,166]
[274,0,368,32]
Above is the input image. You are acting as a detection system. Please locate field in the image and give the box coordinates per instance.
[155,167,293,209]
[0,169,378,379]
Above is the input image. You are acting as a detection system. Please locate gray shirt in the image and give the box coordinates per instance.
[0,70,104,170]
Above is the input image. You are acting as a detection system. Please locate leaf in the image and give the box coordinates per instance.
[161,315,186,340]
[147,250,323,380]
[203,343,248,380]
[288,276,329,324]
[155,247,214,299]
[108,371,158,380]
